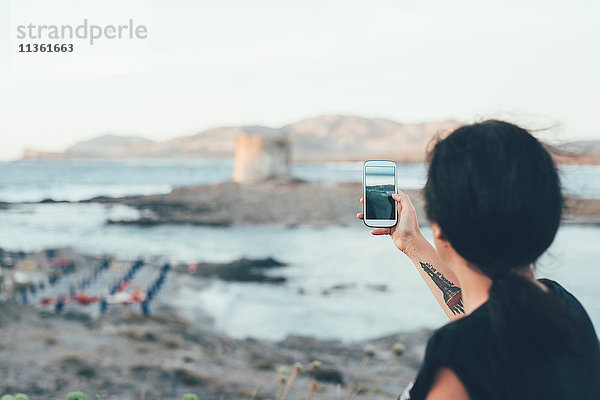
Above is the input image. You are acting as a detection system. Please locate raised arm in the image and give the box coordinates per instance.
[358,192,464,320]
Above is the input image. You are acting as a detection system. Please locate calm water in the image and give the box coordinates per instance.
[1,159,599,202]
[0,159,599,341]
[0,201,598,341]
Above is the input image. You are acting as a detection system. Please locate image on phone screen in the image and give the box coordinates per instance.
[365,166,396,220]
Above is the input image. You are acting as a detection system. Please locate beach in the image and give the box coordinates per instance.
[4,0,600,395]
[1,160,600,399]
[0,248,428,400]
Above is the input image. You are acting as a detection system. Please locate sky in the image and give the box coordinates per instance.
[0,0,599,160]
[366,166,395,187]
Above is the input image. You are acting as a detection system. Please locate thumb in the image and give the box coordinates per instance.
[392,191,409,202]
[392,193,405,210]
[392,192,412,208]
[392,192,414,217]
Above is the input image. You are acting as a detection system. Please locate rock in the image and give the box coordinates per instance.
[193,257,288,283]
[252,359,275,371]
[366,284,388,292]
[322,283,357,296]
[315,368,344,385]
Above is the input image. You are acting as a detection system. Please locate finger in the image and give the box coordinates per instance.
[391,193,403,217]
[393,191,415,215]
[357,212,364,220]
[392,192,409,203]
[370,228,391,235]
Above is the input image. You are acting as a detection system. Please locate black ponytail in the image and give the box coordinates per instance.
[424,120,583,358]
[488,268,583,357]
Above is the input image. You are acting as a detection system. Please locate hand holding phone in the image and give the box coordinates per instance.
[358,185,424,255]
[362,160,398,228]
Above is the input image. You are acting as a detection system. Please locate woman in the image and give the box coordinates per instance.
[358,120,600,399]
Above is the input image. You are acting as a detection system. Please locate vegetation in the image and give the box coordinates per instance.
[1,394,30,400]
[1,341,405,400]
[0,394,200,400]
[274,342,405,400]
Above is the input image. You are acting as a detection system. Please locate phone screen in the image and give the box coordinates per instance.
[365,166,396,220]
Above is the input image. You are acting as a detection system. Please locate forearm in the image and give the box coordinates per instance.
[403,235,464,320]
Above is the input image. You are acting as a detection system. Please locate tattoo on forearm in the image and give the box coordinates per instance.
[419,262,464,315]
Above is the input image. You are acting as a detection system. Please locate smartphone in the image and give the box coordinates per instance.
[363,160,398,228]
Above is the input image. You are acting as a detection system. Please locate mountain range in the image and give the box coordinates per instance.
[21,115,600,163]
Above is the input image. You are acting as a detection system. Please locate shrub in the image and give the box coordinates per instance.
[65,393,87,400]
[1,393,29,400]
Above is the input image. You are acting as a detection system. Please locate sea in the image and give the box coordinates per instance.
[0,159,599,342]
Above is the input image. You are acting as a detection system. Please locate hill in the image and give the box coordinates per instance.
[559,140,600,155]
[20,115,600,163]
[65,134,156,158]
[21,115,458,162]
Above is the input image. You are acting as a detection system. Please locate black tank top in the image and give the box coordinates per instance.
[406,279,600,400]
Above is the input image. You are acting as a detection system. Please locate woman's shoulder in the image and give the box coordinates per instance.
[539,278,583,307]
[538,278,600,342]
[411,280,600,400]
[432,303,492,341]
[425,303,492,361]
[410,306,495,400]
[431,278,594,348]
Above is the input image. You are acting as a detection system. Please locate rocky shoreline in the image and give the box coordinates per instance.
[0,248,429,400]
[87,181,369,227]
[1,302,429,399]
[3,180,599,398]
[75,181,600,227]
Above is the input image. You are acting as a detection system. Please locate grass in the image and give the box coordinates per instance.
[1,341,407,400]
[272,342,406,400]
[0,393,203,400]
[172,368,209,386]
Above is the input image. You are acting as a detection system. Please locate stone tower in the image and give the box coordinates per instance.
[232,133,292,183]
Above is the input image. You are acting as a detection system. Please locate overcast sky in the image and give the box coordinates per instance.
[0,0,599,160]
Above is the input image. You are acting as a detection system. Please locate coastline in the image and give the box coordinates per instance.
[2,179,599,398]
[72,181,600,227]
[0,248,428,399]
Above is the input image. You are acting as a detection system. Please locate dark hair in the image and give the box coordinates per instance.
[424,120,582,358]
